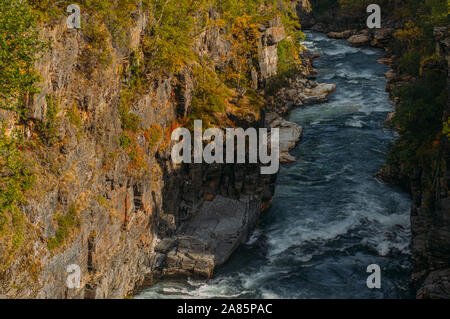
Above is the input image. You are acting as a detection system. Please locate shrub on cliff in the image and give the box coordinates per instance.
[142,0,199,75]
[0,124,36,271]
[0,0,43,115]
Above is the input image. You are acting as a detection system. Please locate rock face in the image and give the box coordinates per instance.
[278,122,303,163]
[0,10,293,299]
[379,27,450,298]
[258,17,286,82]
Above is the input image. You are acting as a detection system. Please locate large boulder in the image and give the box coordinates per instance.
[347,34,371,47]
[267,113,303,163]
[163,195,263,278]
[299,83,336,105]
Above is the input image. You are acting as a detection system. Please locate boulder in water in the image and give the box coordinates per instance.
[267,112,303,163]
[299,83,336,105]
[347,34,371,47]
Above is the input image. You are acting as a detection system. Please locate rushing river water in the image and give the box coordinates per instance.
[137,31,413,299]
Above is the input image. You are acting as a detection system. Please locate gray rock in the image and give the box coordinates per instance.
[267,113,302,163]
[162,195,262,278]
[347,34,371,47]
[299,83,336,105]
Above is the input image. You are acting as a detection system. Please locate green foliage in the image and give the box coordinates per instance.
[119,104,141,133]
[266,36,305,96]
[96,195,108,207]
[119,86,141,132]
[398,52,421,76]
[142,0,200,75]
[443,119,450,140]
[227,14,260,89]
[338,0,373,12]
[120,132,146,169]
[312,0,339,15]
[387,67,447,179]
[120,133,132,149]
[80,16,113,70]
[277,38,302,75]
[217,0,265,19]
[0,126,34,228]
[30,0,151,48]
[0,124,35,267]
[191,64,231,124]
[382,0,448,189]
[82,0,150,48]
[0,0,43,114]
[47,204,80,250]
[0,0,42,268]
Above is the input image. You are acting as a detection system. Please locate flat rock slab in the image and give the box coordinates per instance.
[347,34,371,47]
[163,195,260,278]
[180,196,253,264]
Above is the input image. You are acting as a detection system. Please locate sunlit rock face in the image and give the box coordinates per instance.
[1,6,298,299]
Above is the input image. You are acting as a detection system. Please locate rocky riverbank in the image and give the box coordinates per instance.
[153,30,337,286]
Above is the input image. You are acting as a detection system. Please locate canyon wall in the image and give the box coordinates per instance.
[0,6,290,299]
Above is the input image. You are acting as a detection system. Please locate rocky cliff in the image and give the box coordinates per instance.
[0,2,312,298]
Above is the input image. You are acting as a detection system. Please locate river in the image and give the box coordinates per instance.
[137,31,413,299]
